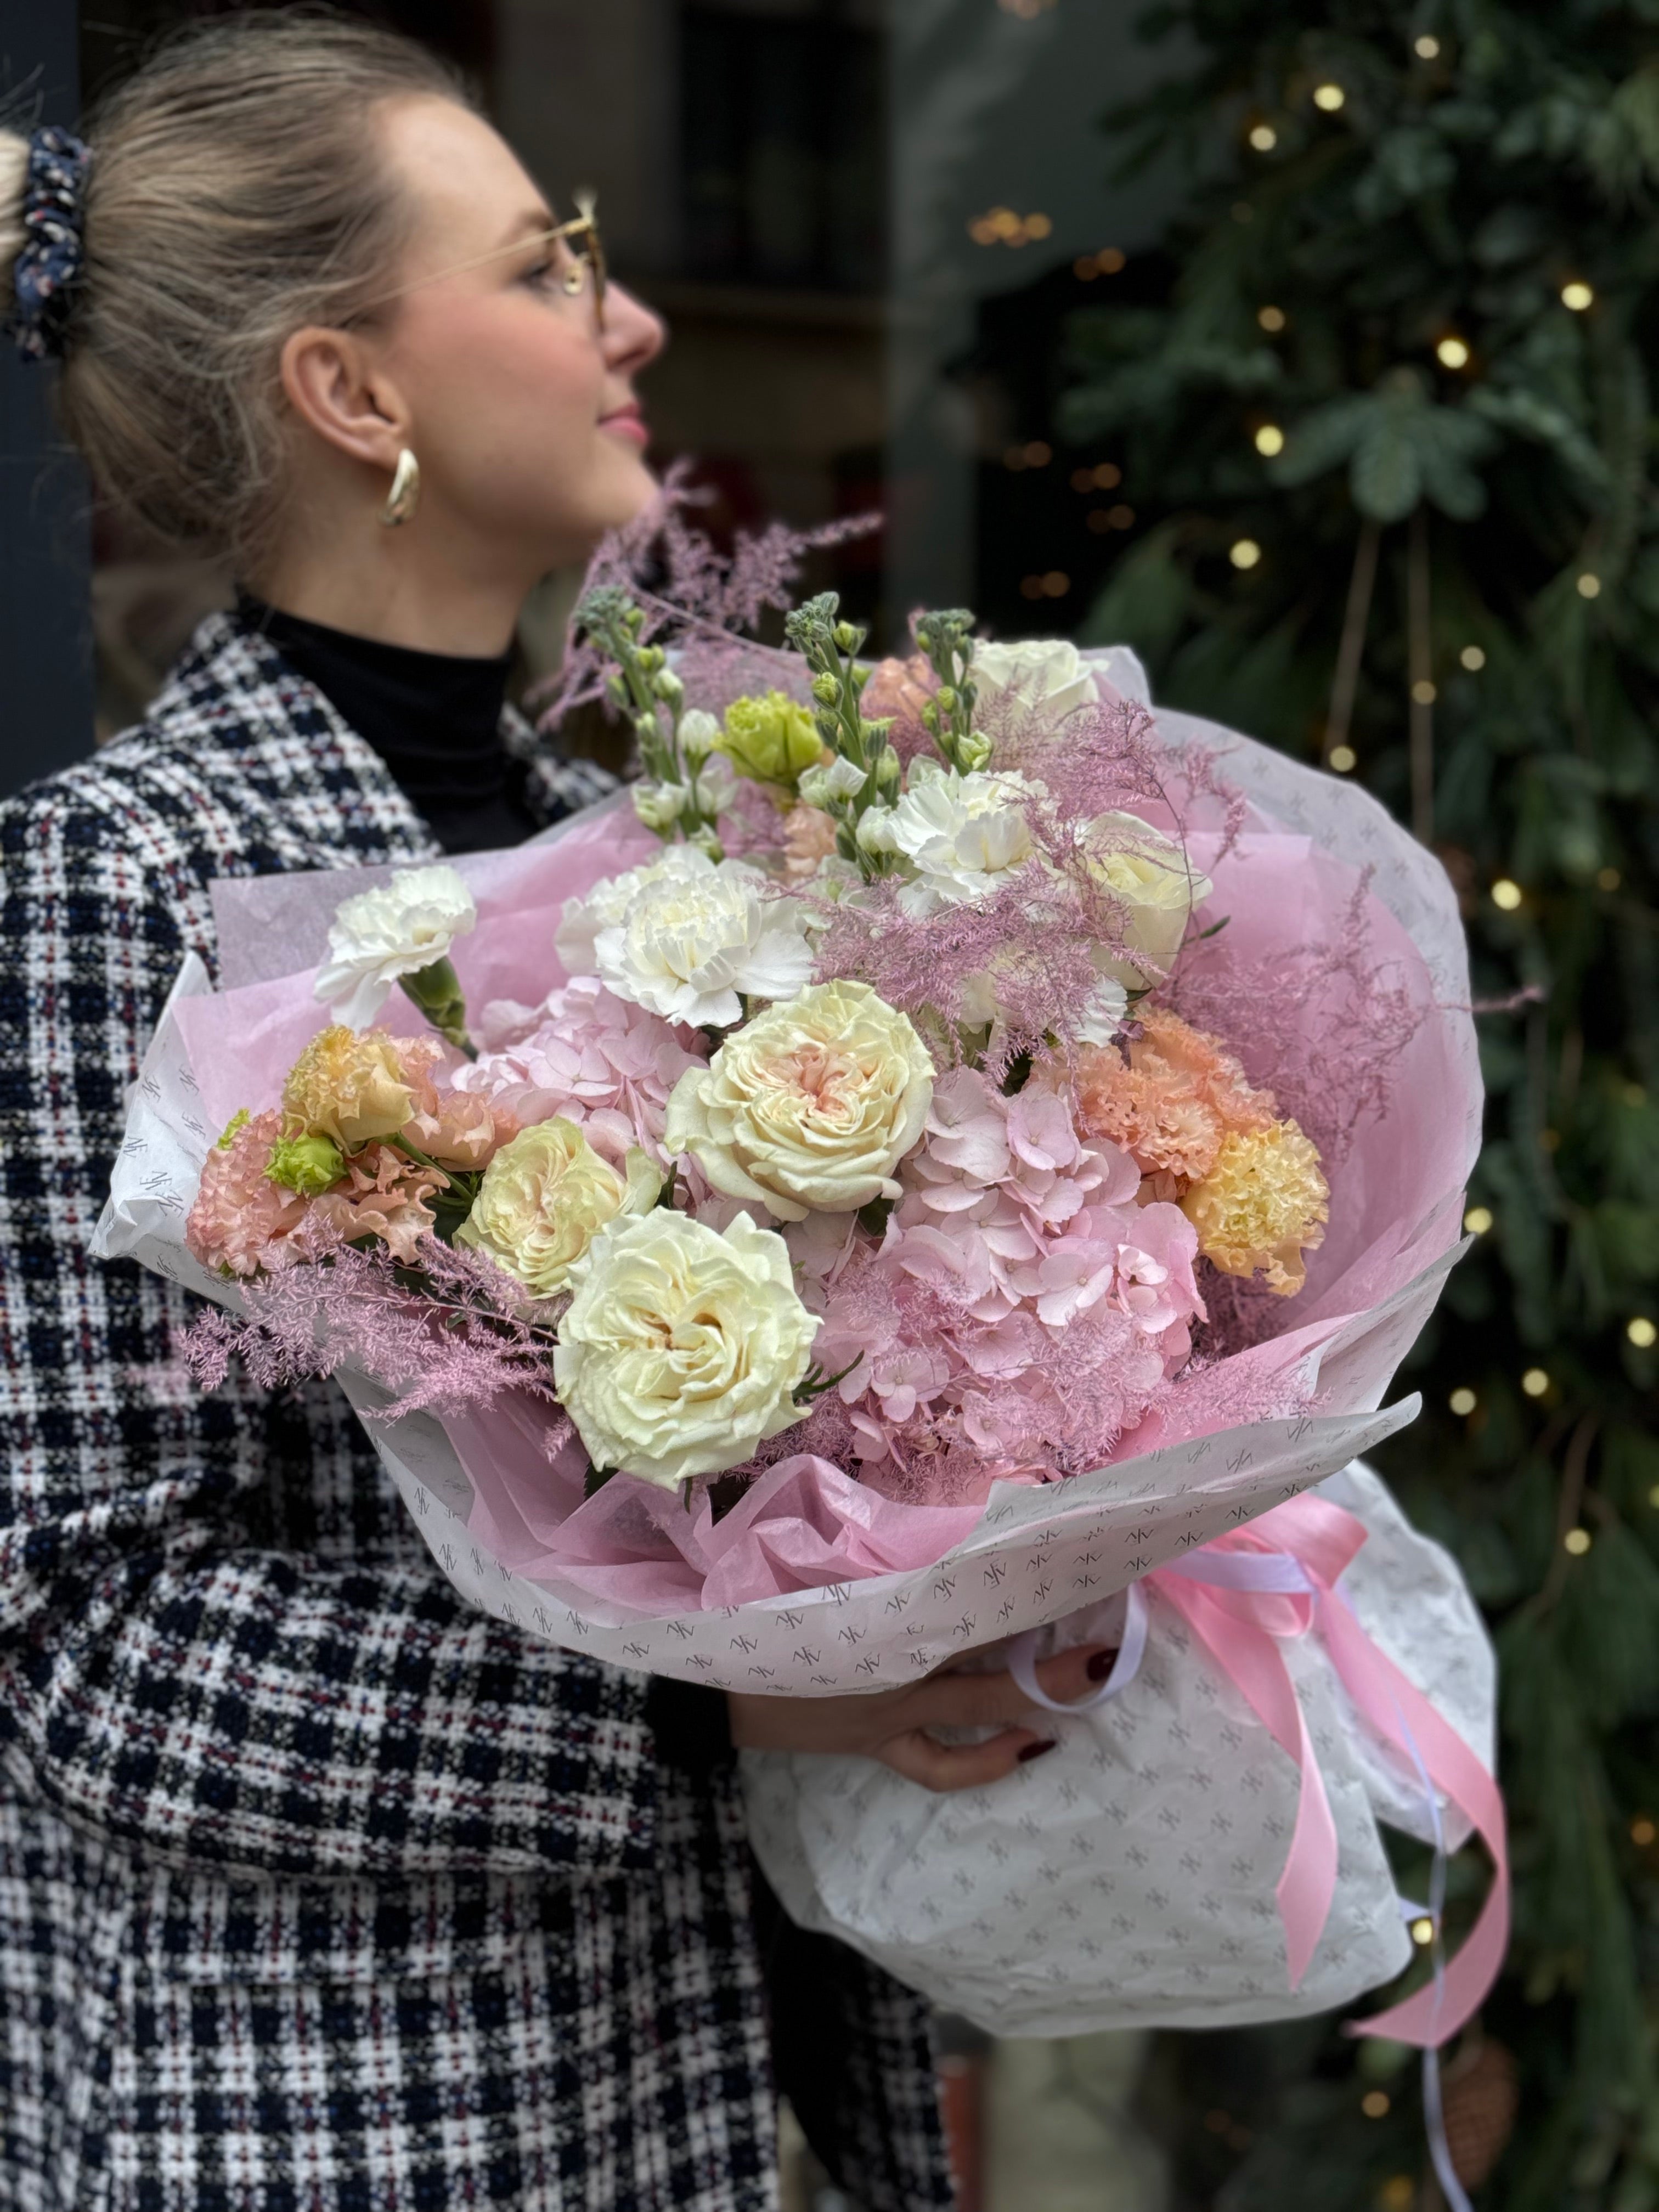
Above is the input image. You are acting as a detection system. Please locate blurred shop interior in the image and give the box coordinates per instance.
[65,0,1191,743]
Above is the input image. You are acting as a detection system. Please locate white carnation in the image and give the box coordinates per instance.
[593,855,815,1028]
[314,864,477,1030]
[888,768,1046,915]
[972,637,1097,721]
[555,843,713,976]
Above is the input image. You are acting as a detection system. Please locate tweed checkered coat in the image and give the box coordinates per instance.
[0,612,955,2212]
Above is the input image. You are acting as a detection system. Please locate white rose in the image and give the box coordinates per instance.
[555,843,714,975]
[455,1117,662,1298]
[555,1209,820,1487]
[595,860,814,1029]
[664,980,934,1222]
[314,864,477,1030]
[971,637,1097,722]
[1082,811,1214,988]
[888,768,1046,914]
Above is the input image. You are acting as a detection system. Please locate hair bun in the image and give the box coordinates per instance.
[9,125,92,362]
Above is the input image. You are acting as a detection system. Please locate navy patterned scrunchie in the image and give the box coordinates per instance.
[9,126,92,363]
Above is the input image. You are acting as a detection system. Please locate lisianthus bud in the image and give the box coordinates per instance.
[958,731,993,772]
[266,1131,347,1196]
[679,707,720,764]
[874,746,901,790]
[833,620,860,651]
[811,673,841,707]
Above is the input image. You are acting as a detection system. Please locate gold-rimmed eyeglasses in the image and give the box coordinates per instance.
[353,191,608,330]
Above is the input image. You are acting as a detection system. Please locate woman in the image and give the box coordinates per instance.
[0,17,1107,2210]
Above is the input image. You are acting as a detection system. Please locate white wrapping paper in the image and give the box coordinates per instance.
[742,1461,1494,2035]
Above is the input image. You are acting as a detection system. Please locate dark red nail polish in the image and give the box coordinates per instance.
[1086,1647,1121,1683]
[1018,1739,1057,1763]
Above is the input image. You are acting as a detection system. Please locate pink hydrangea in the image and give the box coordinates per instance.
[452,975,706,1164]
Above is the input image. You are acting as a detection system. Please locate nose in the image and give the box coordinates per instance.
[602,280,667,378]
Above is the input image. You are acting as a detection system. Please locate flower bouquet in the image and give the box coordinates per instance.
[97,588,1499,2041]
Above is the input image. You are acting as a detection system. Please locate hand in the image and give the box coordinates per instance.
[727,1641,1117,1793]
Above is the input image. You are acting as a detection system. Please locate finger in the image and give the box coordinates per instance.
[879,1728,1055,1794]
[904,1644,1119,1734]
[1032,1640,1122,1707]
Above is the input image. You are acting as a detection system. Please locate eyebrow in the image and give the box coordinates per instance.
[496,207,559,252]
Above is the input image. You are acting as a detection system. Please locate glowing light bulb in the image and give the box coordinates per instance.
[1229,539,1262,570]
[1249,123,1278,152]
[1328,744,1357,773]
[1436,336,1471,369]
[1410,1917,1436,1946]
[1449,1388,1477,1416]
[1634,1818,1657,1846]
[1629,1317,1657,1349]
[1411,679,1437,705]
[1362,2090,1392,2118]
[1313,83,1346,111]
[1258,304,1287,332]
[1415,35,1441,58]
[1562,281,1594,312]
[1578,572,1601,599]
[1464,1206,1493,1234]
[1491,878,1522,911]
[1521,1367,1549,1397]
[1598,867,1622,891]
[1564,1527,1592,1555]
[1460,645,1486,670]
[1254,424,1285,456]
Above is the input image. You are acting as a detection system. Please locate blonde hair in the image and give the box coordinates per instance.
[0,10,469,574]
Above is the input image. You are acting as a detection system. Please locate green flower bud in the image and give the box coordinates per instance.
[266,1131,347,1197]
[216,1108,251,1150]
[958,731,993,772]
[811,672,842,707]
[653,667,684,704]
[833,620,860,652]
[875,746,901,789]
[716,690,825,788]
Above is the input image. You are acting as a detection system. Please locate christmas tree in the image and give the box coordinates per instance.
[1059,5,1659,2205]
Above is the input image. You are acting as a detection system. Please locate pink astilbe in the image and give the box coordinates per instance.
[452,975,706,1165]
[1170,872,1423,1166]
[182,1235,563,1421]
[537,462,879,726]
[185,1110,312,1278]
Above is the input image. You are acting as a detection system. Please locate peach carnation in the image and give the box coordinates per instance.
[1181,1120,1329,1296]
[186,1110,312,1278]
[309,1143,449,1264]
[1073,1007,1276,1191]
[781,801,842,882]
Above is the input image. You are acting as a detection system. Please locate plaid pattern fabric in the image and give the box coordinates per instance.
[0,612,953,2212]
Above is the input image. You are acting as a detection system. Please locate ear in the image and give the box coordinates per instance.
[279,325,411,470]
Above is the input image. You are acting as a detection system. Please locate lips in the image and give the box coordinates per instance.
[600,402,649,449]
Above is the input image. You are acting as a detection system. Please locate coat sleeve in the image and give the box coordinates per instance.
[0,786,666,1880]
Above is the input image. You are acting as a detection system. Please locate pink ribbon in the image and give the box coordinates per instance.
[1154,1492,1508,2043]
[1012,1491,1508,2046]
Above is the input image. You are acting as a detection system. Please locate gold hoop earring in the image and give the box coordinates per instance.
[381,448,420,528]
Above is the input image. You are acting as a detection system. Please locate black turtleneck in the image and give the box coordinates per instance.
[236,591,539,854]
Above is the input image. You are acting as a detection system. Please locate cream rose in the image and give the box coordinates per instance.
[554,1209,819,1487]
[314,865,477,1030]
[970,637,1097,722]
[455,1118,662,1297]
[1082,811,1214,988]
[664,980,934,1222]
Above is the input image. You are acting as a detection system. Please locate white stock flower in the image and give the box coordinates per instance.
[821,755,870,800]
[594,855,815,1028]
[678,708,721,764]
[555,843,713,976]
[971,637,1097,722]
[631,780,694,833]
[455,1117,662,1298]
[554,1209,820,1488]
[855,806,900,856]
[1082,811,1214,988]
[887,768,1045,915]
[664,980,934,1221]
[314,864,477,1030]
